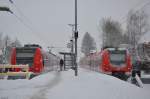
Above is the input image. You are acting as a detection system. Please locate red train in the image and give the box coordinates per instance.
[100,48,132,79]
[11,44,44,74]
[0,44,60,79]
[10,44,60,76]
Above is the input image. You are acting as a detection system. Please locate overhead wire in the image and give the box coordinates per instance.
[11,12,48,46]
[8,0,32,25]
[7,0,50,47]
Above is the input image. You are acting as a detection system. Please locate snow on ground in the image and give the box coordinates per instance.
[144,84,150,91]
[0,68,150,99]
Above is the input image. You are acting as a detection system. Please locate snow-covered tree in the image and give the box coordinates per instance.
[100,18,123,48]
[126,10,149,47]
[3,35,12,47]
[12,38,22,47]
[81,32,96,56]
[0,34,22,63]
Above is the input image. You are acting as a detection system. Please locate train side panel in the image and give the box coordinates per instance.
[11,48,16,65]
[33,48,44,73]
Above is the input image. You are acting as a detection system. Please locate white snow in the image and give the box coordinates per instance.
[0,68,150,99]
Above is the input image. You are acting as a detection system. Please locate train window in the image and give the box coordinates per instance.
[16,48,36,67]
[16,53,34,57]
[109,50,126,65]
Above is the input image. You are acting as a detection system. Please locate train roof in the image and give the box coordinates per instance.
[106,47,126,51]
[24,44,42,48]
[14,44,42,52]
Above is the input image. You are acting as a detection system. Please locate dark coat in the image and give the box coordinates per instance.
[60,59,64,66]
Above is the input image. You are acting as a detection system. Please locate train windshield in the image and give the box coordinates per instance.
[109,50,126,66]
[16,48,36,66]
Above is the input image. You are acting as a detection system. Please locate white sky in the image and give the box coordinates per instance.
[0,0,150,55]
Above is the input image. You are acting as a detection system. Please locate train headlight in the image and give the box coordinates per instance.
[128,67,131,70]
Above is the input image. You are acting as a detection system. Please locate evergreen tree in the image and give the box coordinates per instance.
[81,32,96,56]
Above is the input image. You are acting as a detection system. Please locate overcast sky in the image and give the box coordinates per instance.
[0,0,150,55]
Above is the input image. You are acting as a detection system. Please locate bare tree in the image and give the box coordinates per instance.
[81,32,96,56]
[100,18,123,48]
[126,10,149,48]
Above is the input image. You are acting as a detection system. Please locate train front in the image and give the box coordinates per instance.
[11,45,44,74]
[100,48,132,79]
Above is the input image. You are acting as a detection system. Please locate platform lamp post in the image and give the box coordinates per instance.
[74,0,78,76]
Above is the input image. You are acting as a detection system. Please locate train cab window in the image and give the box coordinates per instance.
[16,48,36,67]
[16,53,34,58]
[109,50,126,66]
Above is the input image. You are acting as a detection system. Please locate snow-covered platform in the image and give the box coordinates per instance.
[0,68,150,99]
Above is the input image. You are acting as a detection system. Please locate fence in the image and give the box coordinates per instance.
[0,64,33,79]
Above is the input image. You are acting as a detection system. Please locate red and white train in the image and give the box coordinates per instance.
[100,48,132,79]
[80,47,132,80]
[10,44,59,75]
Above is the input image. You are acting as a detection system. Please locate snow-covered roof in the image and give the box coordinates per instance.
[107,47,126,51]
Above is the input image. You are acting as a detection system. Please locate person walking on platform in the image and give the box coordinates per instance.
[59,59,64,71]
